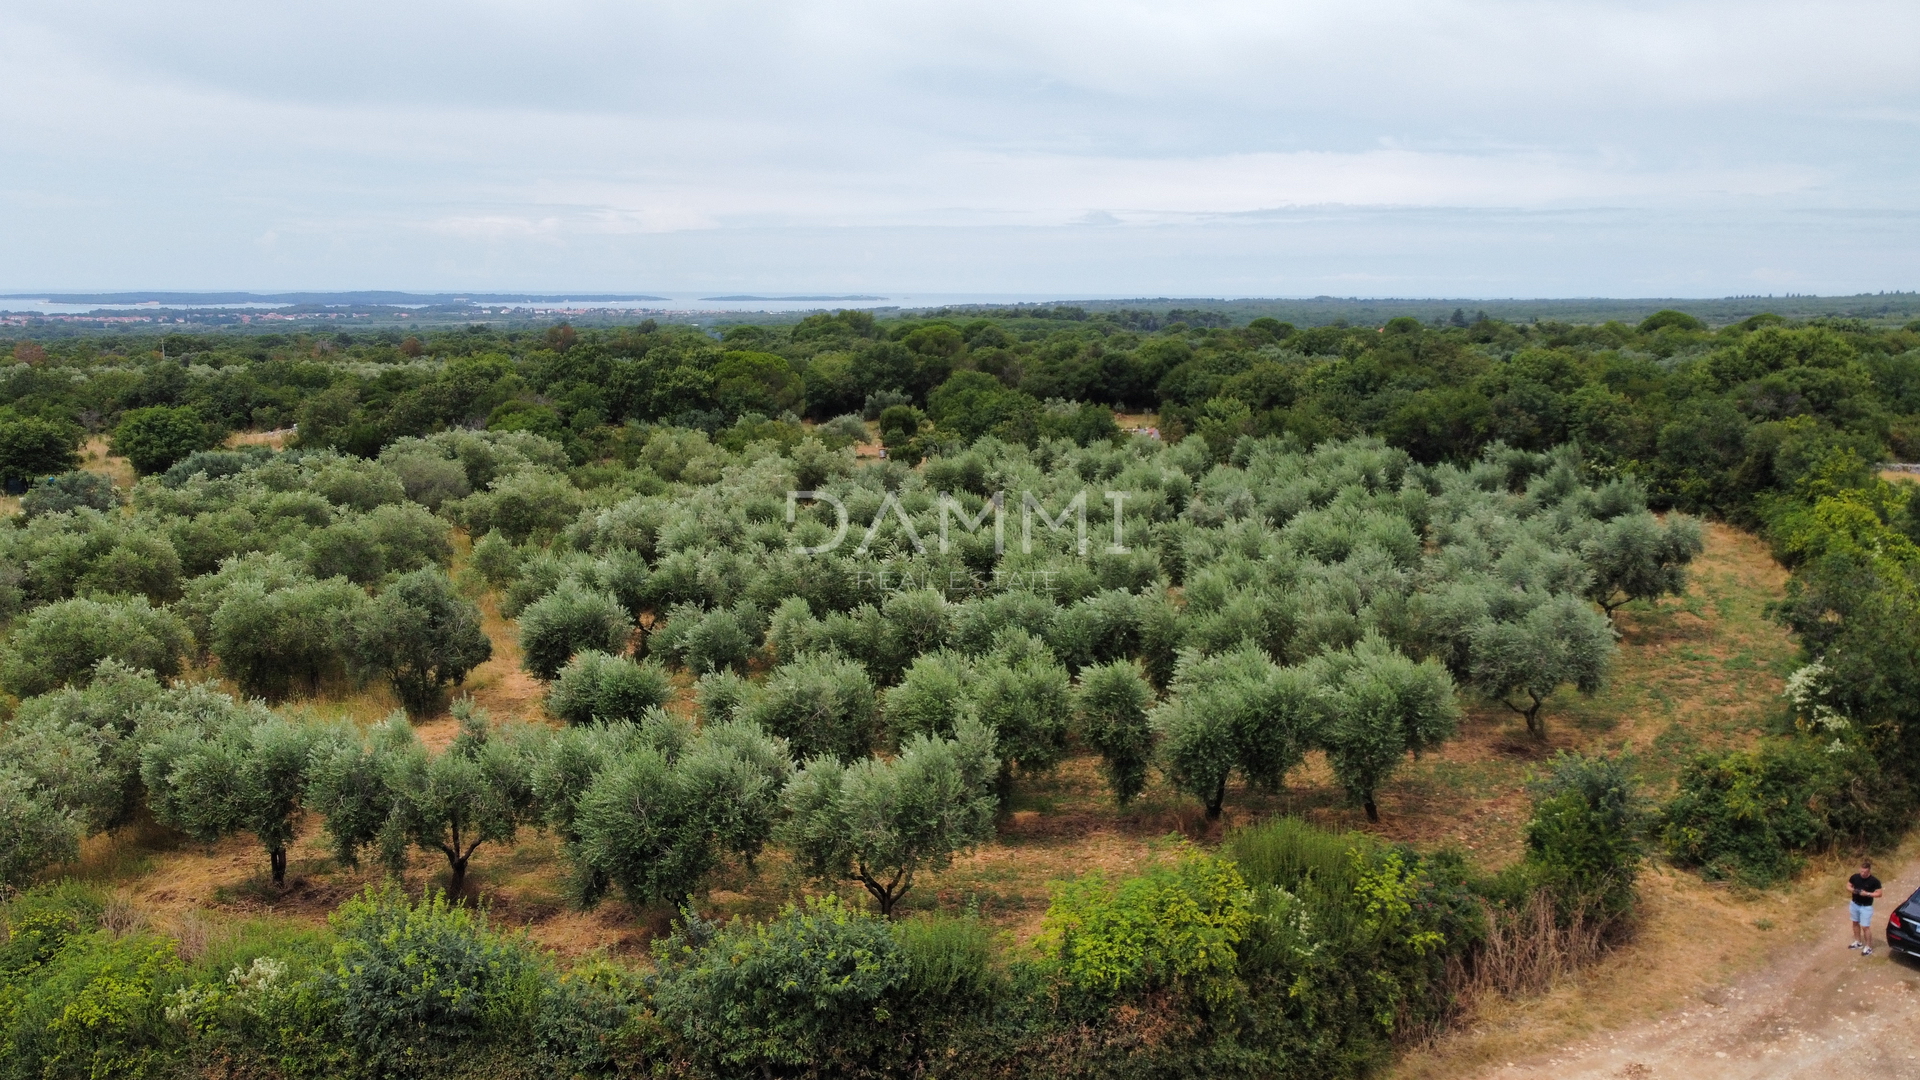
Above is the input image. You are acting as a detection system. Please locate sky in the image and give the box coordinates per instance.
[3,0,1918,298]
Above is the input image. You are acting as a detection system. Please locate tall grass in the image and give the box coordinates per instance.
[895,912,996,1007]
[1227,816,1369,938]
[1464,891,1607,999]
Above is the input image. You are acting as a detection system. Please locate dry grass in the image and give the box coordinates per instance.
[227,429,293,450]
[80,436,135,490]
[1461,895,1609,1002]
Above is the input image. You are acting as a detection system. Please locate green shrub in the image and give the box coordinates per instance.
[0,882,105,978]
[1660,737,1891,885]
[651,896,910,1078]
[530,959,649,1078]
[1520,752,1647,924]
[1,930,182,1080]
[324,885,546,1076]
[894,914,995,1013]
[1035,848,1253,1005]
[166,933,344,1079]
[1227,819,1482,1050]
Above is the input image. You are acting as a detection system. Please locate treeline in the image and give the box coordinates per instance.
[4,308,1919,513]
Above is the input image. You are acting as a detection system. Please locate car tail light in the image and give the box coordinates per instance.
[1892,912,1904,929]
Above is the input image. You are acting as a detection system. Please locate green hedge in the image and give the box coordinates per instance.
[0,767,1641,1080]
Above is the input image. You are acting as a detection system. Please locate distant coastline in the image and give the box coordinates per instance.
[699,295,888,302]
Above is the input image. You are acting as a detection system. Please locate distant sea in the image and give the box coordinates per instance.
[0,293,1085,316]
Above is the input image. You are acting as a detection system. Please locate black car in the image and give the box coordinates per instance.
[1886,887,1920,958]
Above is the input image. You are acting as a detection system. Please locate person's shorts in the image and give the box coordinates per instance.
[1851,902,1875,927]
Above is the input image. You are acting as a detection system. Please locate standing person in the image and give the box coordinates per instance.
[1849,858,1883,956]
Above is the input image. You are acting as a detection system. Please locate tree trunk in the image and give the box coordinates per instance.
[861,867,909,917]
[1205,780,1225,821]
[449,853,469,898]
[1525,694,1546,740]
[1363,796,1379,824]
[270,846,288,887]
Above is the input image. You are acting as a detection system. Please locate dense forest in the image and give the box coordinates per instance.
[0,306,1916,1079]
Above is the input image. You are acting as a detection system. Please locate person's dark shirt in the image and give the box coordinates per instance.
[1850,873,1882,903]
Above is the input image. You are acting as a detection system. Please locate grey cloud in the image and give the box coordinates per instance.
[1,0,1916,293]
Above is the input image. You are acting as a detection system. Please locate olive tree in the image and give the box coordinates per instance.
[1152,645,1320,820]
[567,719,793,907]
[529,716,683,901]
[0,596,190,697]
[884,636,1070,800]
[518,582,633,681]
[1469,593,1614,739]
[967,633,1073,797]
[305,704,536,897]
[142,714,323,886]
[1311,636,1459,822]
[1581,512,1704,619]
[1073,660,1156,806]
[4,660,165,833]
[546,651,673,725]
[0,769,81,889]
[210,577,367,700]
[779,717,998,916]
[651,603,755,675]
[350,568,493,716]
[737,653,879,762]
[21,471,119,517]
[448,468,586,545]
[884,651,971,742]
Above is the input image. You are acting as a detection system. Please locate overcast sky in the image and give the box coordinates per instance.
[3,0,1917,297]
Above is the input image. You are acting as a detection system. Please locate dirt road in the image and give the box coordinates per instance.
[1480,862,1920,1080]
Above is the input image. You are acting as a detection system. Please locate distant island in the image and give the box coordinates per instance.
[699,294,888,302]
